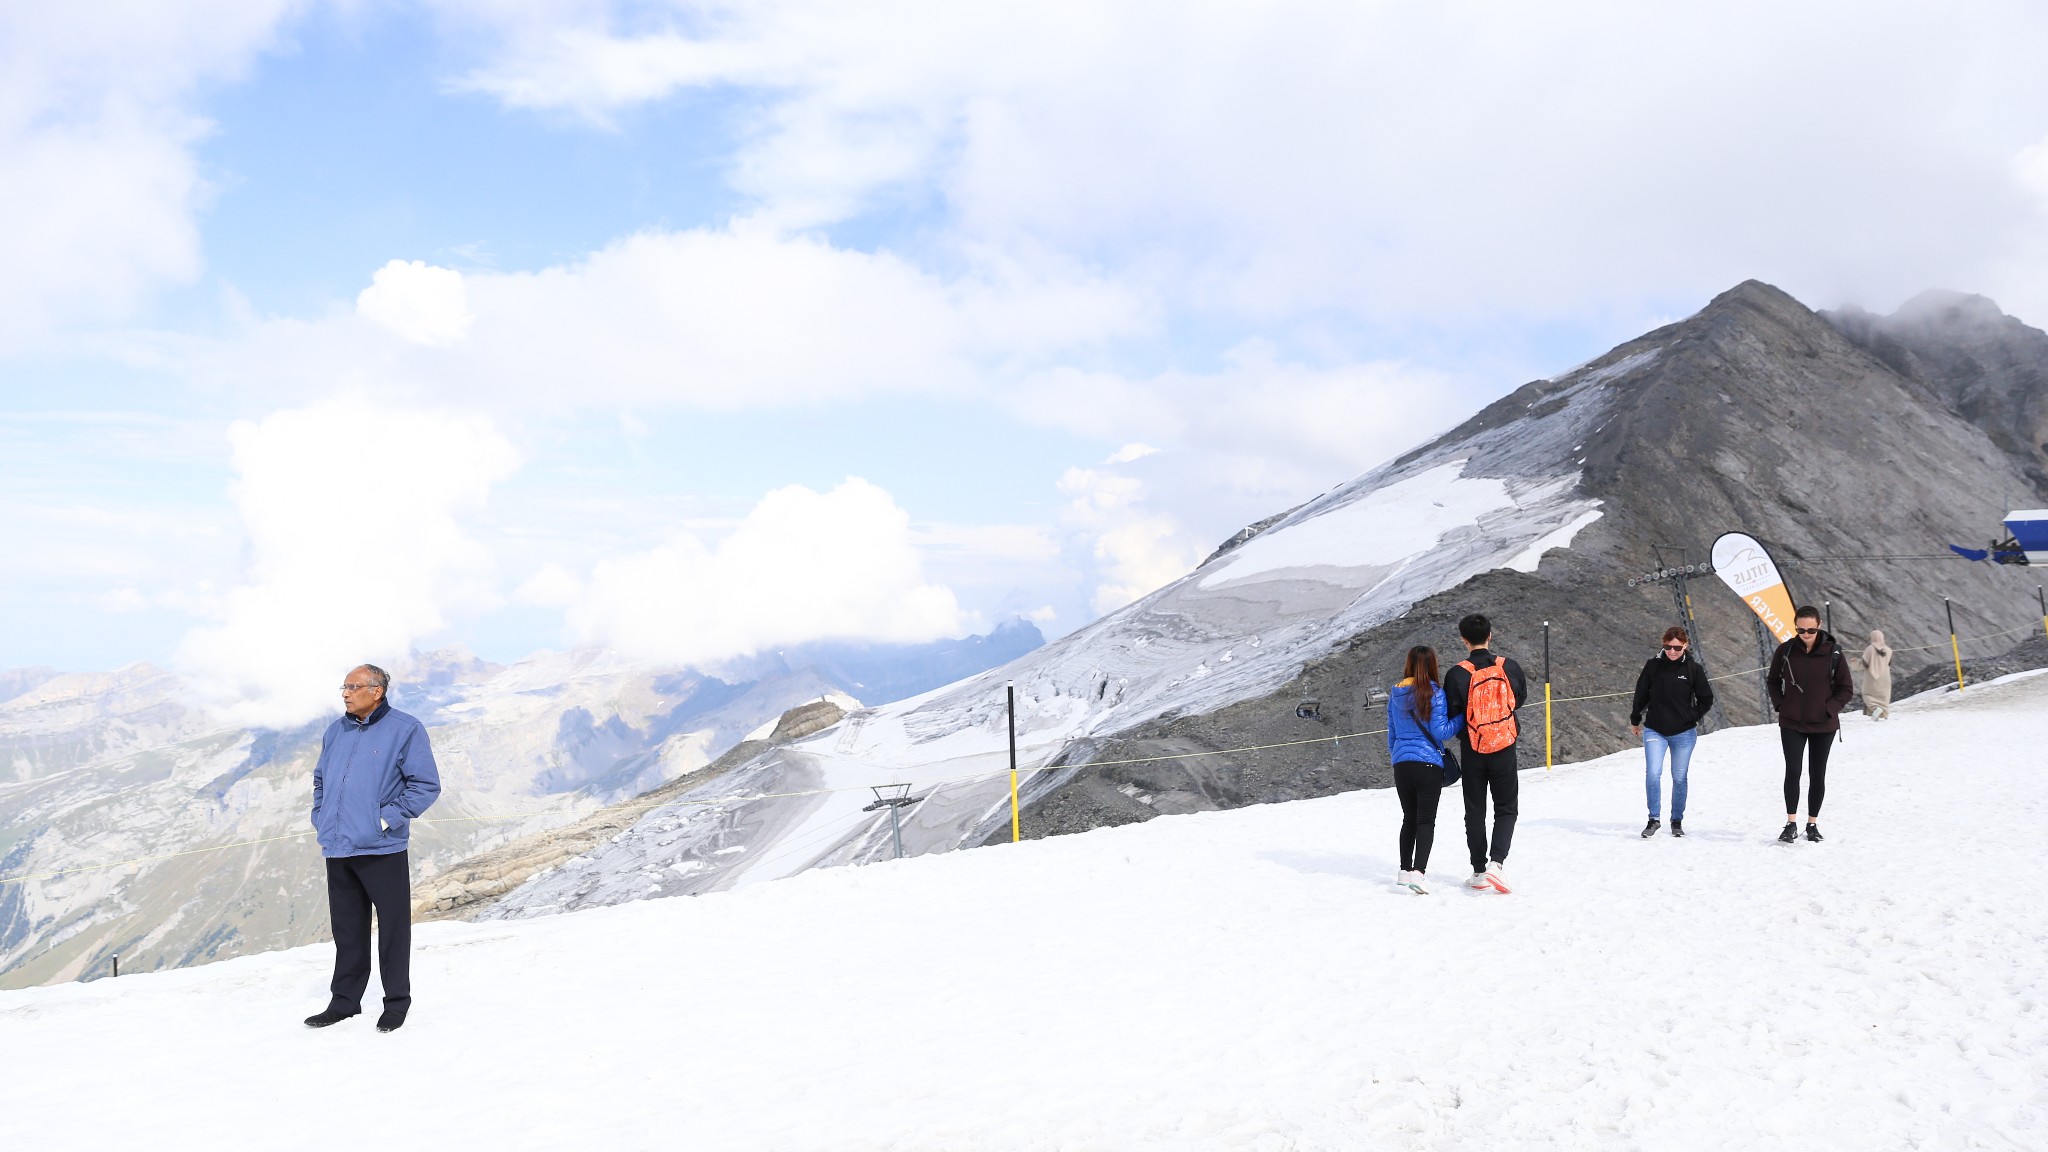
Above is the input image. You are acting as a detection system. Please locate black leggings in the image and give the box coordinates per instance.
[1780,728,1833,818]
[1393,760,1444,872]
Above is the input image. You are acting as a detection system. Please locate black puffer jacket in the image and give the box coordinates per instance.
[1630,654,1714,737]
[1766,631,1856,733]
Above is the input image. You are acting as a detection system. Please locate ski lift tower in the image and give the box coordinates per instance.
[1626,547,1731,731]
[863,784,922,860]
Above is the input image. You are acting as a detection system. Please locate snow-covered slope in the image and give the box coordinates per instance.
[6,674,2042,1150]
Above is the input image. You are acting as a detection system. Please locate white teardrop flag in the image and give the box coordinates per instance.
[1711,532,1799,643]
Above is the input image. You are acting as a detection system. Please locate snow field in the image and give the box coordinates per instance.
[3,674,2044,1150]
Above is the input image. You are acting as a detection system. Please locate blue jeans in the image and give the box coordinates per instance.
[1643,727,1696,820]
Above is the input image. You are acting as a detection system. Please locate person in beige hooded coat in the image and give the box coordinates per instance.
[1858,631,1894,719]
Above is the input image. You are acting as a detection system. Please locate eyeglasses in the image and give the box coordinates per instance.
[339,683,381,693]
[1795,627,1819,636]
[1662,644,1687,651]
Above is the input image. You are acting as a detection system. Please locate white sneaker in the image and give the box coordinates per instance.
[1483,860,1511,894]
[1467,871,1492,889]
[1398,870,1429,894]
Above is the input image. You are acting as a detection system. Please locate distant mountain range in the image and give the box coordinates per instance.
[0,622,1042,987]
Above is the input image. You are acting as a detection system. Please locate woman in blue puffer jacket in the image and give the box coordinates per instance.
[1387,645,1464,894]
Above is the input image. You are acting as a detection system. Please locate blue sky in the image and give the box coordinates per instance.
[4,1,2047,725]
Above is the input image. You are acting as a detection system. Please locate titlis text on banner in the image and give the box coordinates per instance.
[1710,532,1799,642]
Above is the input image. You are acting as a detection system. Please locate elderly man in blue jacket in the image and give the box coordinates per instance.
[303,664,441,1033]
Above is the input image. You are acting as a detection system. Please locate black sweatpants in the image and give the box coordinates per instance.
[1393,761,1444,872]
[1462,745,1520,872]
[1781,728,1833,818]
[326,849,412,1011]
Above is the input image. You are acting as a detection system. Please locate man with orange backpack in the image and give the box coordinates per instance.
[1442,613,1528,894]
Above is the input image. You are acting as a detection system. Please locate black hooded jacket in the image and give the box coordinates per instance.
[1630,653,1714,737]
[1765,630,1857,733]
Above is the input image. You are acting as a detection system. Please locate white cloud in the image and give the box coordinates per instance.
[2017,134,2048,211]
[1105,442,1158,465]
[357,260,475,346]
[445,1,2048,323]
[0,2,299,348]
[560,477,970,665]
[1057,466,1200,615]
[176,400,520,728]
[173,223,1150,411]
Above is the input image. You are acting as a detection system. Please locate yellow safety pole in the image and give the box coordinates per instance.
[1006,681,1020,842]
[2037,586,2045,642]
[1542,621,1552,770]
[1945,598,1964,693]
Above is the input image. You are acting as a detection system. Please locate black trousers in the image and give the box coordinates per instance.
[1393,761,1444,872]
[326,850,412,1011]
[1781,728,1833,818]
[1462,745,1520,871]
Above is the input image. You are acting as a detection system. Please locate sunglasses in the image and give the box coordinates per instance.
[1795,627,1819,635]
[1662,643,1687,651]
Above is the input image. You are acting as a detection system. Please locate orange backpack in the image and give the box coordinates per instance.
[1458,659,1519,754]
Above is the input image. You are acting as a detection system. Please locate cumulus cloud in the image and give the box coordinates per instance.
[178,223,1149,411]
[0,2,297,348]
[1058,466,1201,615]
[555,477,970,666]
[445,0,2048,323]
[357,260,474,346]
[177,400,520,728]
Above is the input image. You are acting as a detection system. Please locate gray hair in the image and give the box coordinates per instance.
[356,664,391,692]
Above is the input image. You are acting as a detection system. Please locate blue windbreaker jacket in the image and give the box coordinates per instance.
[311,701,441,858]
[1386,680,1463,767]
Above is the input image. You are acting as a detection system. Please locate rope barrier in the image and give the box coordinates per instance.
[5,619,2041,889]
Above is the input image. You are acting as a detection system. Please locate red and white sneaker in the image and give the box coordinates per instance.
[1483,860,1511,894]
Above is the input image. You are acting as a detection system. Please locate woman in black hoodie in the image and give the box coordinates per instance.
[1630,626,1714,838]
[1765,605,1856,843]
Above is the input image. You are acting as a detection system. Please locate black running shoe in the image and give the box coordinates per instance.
[1670,820,1684,837]
[1805,823,1823,842]
[376,1006,408,1033]
[1641,818,1661,839]
[1778,822,1798,843]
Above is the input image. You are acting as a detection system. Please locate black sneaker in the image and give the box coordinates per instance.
[1670,820,1684,837]
[1777,822,1798,843]
[304,1005,359,1028]
[1805,823,1823,842]
[1641,818,1661,839]
[376,1006,408,1033]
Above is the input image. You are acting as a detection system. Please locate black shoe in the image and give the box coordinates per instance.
[376,1007,408,1033]
[1641,818,1661,839]
[1805,823,1823,842]
[304,1005,359,1028]
[1778,822,1798,843]
[1670,820,1684,837]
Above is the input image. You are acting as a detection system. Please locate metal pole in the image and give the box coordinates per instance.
[1824,599,1832,636]
[1007,681,1020,843]
[2038,585,2045,640]
[1754,616,1774,721]
[889,804,904,860]
[1542,621,1552,771]
[1946,597,1964,693]
[112,954,119,978]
